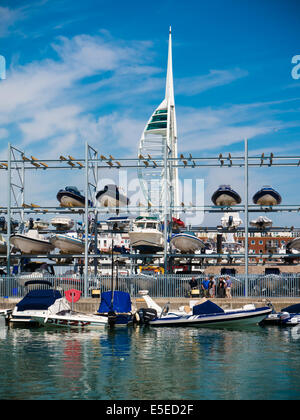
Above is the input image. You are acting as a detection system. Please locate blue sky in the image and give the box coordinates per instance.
[0,0,300,225]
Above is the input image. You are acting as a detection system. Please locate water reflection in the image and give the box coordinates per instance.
[0,325,300,399]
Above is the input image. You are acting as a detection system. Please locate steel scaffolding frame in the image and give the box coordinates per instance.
[1,139,300,297]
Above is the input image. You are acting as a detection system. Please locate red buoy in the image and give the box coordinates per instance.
[65,289,82,304]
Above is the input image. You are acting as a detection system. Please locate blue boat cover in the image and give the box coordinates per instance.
[281,304,300,314]
[193,300,225,316]
[98,291,131,314]
[16,289,62,312]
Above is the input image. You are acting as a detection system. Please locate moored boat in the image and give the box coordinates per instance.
[8,281,69,326]
[10,230,54,254]
[170,232,205,253]
[137,292,271,328]
[97,290,134,327]
[212,185,242,206]
[57,186,92,208]
[261,303,300,326]
[253,186,282,206]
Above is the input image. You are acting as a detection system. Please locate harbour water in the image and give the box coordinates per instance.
[1,319,300,400]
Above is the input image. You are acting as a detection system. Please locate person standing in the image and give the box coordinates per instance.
[217,277,226,298]
[201,277,210,298]
[225,276,233,299]
[208,276,216,298]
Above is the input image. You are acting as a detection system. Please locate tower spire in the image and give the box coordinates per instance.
[165,26,175,106]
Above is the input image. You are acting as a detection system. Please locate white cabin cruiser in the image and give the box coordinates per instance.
[129,216,164,253]
[10,230,54,254]
[50,232,85,254]
[8,281,70,326]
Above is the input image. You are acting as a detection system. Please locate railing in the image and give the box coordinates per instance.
[0,274,300,299]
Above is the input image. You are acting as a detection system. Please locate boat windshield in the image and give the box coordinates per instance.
[145,223,157,229]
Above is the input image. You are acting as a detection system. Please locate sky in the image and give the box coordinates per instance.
[0,0,300,226]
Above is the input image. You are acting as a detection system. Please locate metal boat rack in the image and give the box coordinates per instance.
[1,140,300,297]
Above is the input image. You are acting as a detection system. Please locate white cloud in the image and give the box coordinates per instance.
[0,6,24,38]
[176,68,248,96]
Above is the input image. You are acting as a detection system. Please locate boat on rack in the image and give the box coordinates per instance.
[8,281,69,326]
[128,216,164,254]
[96,185,130,209]
[10,229,54,254]
[57,186,92,208]
[51,217,74,231]
[250,216,273,229]
[50,233,85,254]
[0,234,7,254]
[25,219,49,231]
[221,213,243,230]
[286,237,300,252]
[137,292,271,328]
[17,262,55,287]
[253,186,282,206]
[212,185,242,206]
[170,232,205,253]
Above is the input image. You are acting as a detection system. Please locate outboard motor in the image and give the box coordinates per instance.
[138,308,158,324]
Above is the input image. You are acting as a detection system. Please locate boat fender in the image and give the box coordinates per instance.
[134,311,140,324]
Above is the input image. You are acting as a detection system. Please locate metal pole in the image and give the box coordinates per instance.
[6,143,11,278]
[84,141,89,298]
[245,138,249,297]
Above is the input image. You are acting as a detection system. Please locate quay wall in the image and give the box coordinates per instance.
[1,297,300,313]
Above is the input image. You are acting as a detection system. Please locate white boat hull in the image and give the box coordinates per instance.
[32,312,108,329]
[97,195,127,208]
[149,308,272,327]
[10,235,54,254]
[129,231,164,253]
[50,235,85,254]
[170,234,205,253]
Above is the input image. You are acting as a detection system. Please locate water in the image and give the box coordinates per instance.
[0,319,300,400]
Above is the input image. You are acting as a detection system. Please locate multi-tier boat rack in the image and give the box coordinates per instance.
[1,139,300,297]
